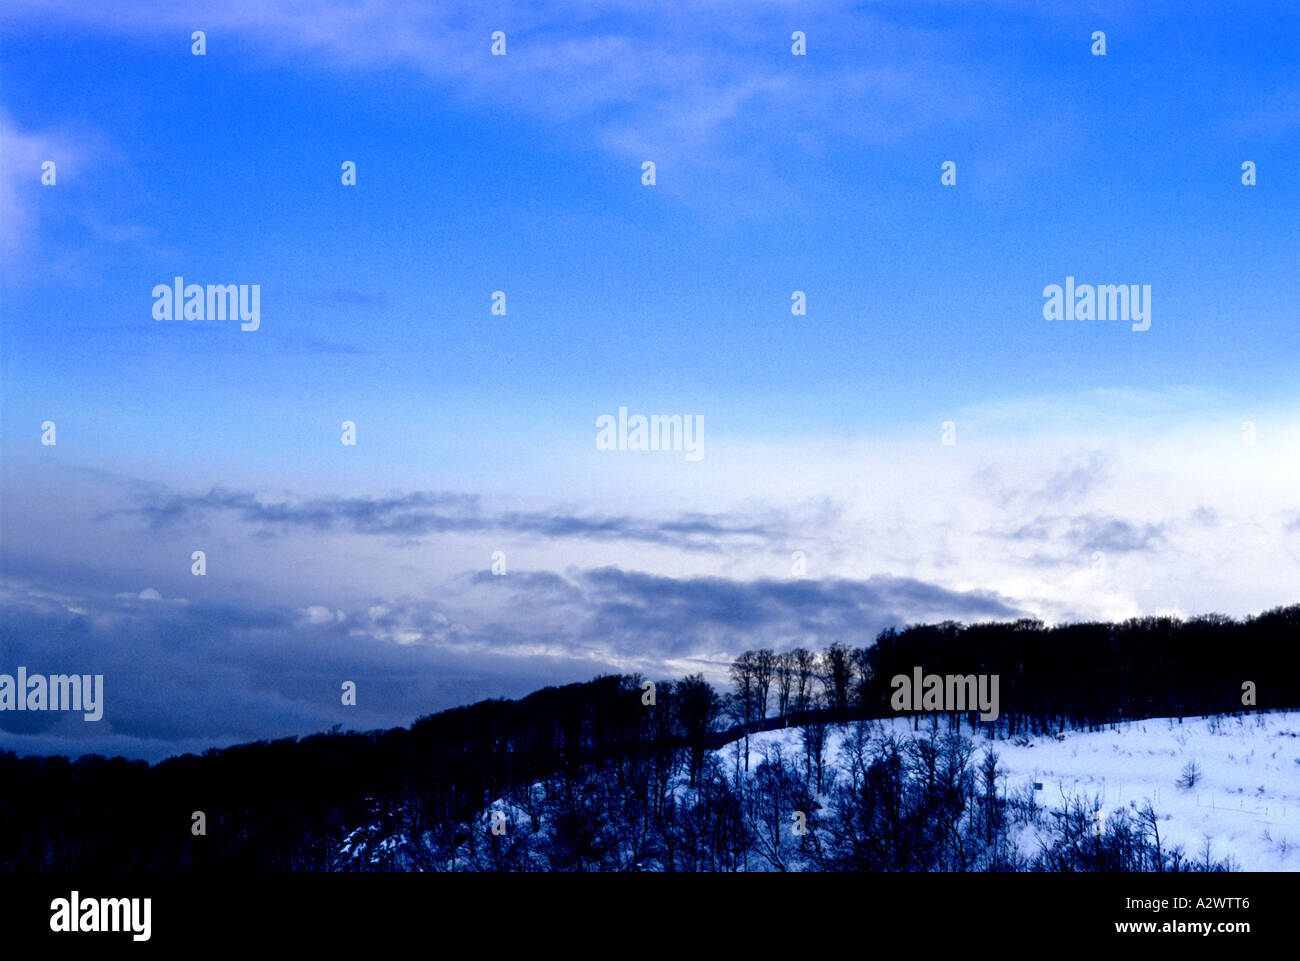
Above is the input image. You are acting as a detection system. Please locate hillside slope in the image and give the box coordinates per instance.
[333,710,1300,872]
[739,711,1300,871]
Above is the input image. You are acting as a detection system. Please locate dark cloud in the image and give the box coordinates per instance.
[567,568,1021,657]
[466,568,1021,662]
[0,582,605,762]
[1070,515,1165,554]
[0,567,1023,761]
[112,486,784,551]
[993,512,1165,556]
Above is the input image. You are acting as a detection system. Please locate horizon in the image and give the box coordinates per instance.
[3,601,1296,766]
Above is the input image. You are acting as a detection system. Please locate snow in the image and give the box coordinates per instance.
[733,710,1300,871]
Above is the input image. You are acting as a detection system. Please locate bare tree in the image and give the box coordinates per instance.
[979,749,1002,848]
[1137,801,1163,871]
[752,649,776,721]
[775,651,794,720]
[791,647,815,712]
[729,652,758,772]
[676,674,718,788]
[801,690,829,793]
[850,645,874,707]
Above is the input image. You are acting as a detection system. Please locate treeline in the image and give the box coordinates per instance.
[0,605,1295,871]
[0,674,721,871]
[721,606,1300,738]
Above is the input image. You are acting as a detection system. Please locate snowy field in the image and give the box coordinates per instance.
[732,710,1300,871]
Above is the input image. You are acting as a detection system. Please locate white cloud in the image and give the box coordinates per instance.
[298,604,344,625]
[0,116,77,259]
[0,1,995,199]
[11,385,1298,633]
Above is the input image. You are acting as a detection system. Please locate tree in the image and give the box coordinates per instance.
[979,749,1002,848]
[775,651,794,720]
[1137,802,1163,871]
[752,649,776,721]
[850,646,875,707]
[730,651,760,772]
[676,674,718,788]
[801,690,829,793]
[823,642,854,712]
[791,647,816,713]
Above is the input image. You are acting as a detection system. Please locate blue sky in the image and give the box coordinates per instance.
[1,1,1297,759]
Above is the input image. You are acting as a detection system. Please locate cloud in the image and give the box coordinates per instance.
[0,116,77,259]
[0,114,140,279]
[113,485,786,551]
[0,564,1022,760]
[973,452,1111,512]
[1,0,1002,206]
[465,566,1022,662]
[589,567,1020,655]
[996,512,1166,555]
[1069,515,1165,554]
[0,578,602,761]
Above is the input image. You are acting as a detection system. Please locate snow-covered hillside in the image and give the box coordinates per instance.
[734,711,1300,871]
[332,710,1300,871]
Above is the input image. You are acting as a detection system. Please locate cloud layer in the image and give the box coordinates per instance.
[0,565,1018,761]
